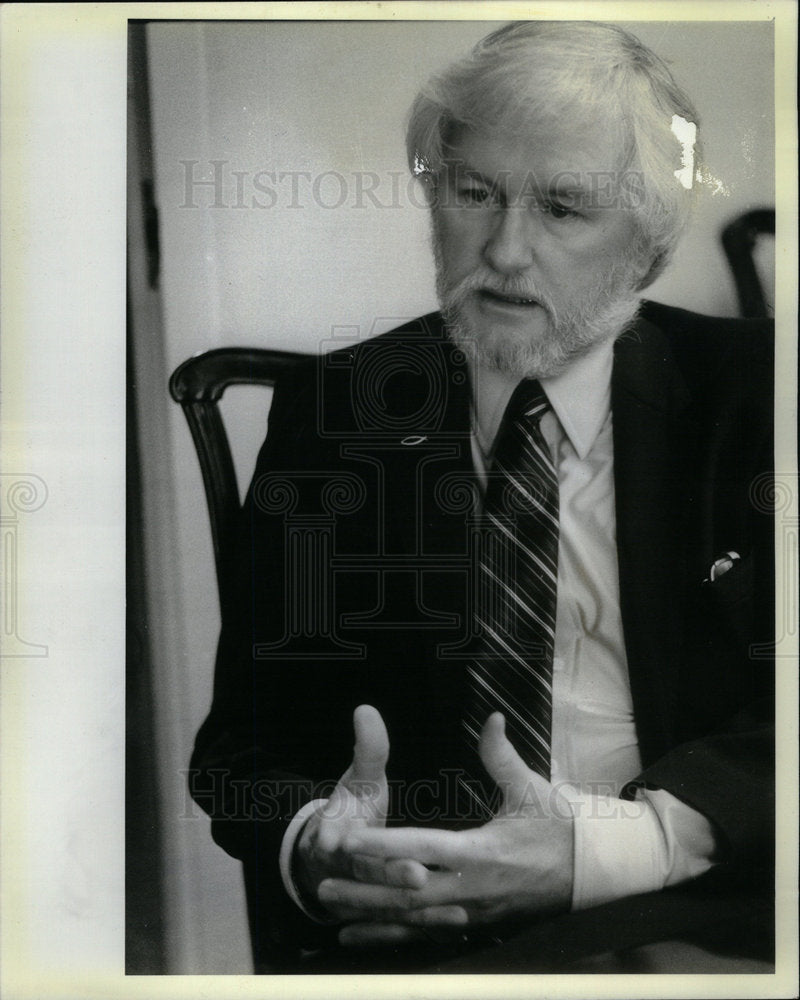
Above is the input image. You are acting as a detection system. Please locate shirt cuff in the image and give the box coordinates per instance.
[278,798,339,924]
[560,786,716,911]
[640,786,717,885]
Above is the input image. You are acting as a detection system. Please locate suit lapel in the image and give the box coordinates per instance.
[374,312,475,562]
[374,310,705,769]
[355,316,475,771]
[612,315,698,766]
[340,313,474,629]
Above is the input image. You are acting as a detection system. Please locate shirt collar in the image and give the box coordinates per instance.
[469,336,615,462]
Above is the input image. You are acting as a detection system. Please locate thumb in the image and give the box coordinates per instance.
[478,713,543,814]
[348,704,389,785]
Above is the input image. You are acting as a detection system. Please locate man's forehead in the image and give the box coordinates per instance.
[444,122,628,193]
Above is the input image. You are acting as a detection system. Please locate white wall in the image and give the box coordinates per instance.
[141,19,774,973]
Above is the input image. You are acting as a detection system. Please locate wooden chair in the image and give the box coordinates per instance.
[169,346,311,617]
[169,346,311,971]
[721,208,775,318]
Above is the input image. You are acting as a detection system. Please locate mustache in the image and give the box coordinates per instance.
[439,267,557,316]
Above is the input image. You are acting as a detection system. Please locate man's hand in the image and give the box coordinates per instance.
[317,713,575,946]
[293,704,427,909]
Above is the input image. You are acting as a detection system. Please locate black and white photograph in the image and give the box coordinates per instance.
[2,3,798,996]
[125,11,789,977]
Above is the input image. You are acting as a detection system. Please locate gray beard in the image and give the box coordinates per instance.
[434,242,642,380]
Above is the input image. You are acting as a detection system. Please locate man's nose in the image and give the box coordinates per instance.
[483,205,536,274]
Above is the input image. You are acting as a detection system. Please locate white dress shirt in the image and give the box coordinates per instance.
[280,335,716,918]
[469,336,716,909]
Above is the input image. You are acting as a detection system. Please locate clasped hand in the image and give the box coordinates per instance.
[295,707,574,948]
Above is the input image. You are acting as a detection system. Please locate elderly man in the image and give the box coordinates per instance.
[190,21,773,972]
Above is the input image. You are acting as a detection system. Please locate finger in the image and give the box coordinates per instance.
[404,905,469,928]
[350,853,386,885]
[350,704,389,785]
[344,826,463,866]
[478,712,545,813]
[309,801,342,856]
[332,905,469,929]
[351,854,429,889]
[320,868,471,915]
[319,877,425,914]
[386,857,429,889]
[316,788,356,853]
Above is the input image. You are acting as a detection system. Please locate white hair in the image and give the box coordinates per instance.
[406,21,701,288]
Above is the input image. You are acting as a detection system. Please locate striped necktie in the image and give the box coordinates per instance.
[463,379,559,794]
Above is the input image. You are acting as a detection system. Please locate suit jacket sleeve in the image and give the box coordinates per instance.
[614,304,775,884]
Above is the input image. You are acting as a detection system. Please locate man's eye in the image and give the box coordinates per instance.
[543,202,579,220]
[458,185,493,205]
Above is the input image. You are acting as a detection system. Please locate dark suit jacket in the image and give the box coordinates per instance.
[190,301,774,971]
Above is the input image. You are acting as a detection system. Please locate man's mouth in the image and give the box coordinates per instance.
[478,289,540,307]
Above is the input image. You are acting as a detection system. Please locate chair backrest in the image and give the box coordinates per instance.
[169,347,311,611]
[721,208,775,318]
